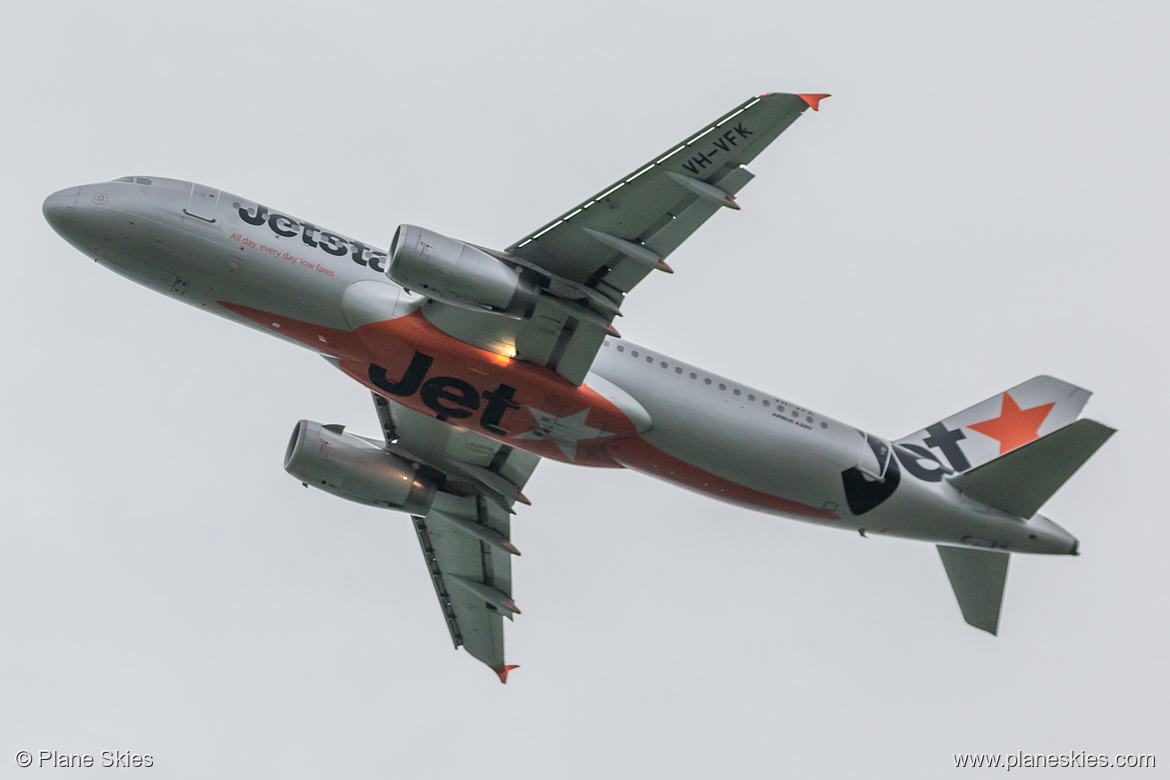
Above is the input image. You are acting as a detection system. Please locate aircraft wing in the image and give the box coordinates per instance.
[421,92,827,385]
[507,92,826,294]
[373,393,539,682]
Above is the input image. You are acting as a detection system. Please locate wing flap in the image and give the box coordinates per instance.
[412,513,463,649]
[513,299,568,367]
[376,394,537,680]
[413,491,518,675]
[549,321,607,386]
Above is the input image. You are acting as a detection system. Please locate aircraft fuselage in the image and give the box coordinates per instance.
[43,177,1079,556]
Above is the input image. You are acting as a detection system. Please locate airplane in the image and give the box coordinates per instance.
[42,92,1114,683]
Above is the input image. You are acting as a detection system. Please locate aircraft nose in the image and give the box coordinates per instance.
[42,187,81,237]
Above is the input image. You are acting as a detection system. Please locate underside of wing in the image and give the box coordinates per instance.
[374,394,539,682]
[412,93,825,386]
[507,93,826,298]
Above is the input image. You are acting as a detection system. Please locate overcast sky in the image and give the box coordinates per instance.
[3,1,1167,777]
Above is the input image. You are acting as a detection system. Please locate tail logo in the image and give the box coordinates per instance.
[967,393,1056,455]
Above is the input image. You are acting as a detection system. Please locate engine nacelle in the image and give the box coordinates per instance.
[284,420,436,514]
[389,224,536,315]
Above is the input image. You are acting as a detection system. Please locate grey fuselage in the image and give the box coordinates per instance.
[42,177,1078,556]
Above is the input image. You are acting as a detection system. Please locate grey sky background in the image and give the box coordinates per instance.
[3,1,1167,776]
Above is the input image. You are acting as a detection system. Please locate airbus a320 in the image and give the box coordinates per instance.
[43,93,1113,682]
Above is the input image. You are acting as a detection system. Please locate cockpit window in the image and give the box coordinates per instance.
[116,176,134,182]
[115,177,153,185]
[136,177,152,185]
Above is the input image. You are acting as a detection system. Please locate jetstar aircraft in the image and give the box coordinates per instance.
[43,93,1113,683]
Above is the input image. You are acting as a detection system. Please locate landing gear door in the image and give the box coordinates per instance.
[184,183,220,222]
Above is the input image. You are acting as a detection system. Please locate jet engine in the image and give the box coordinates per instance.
[284,420,435,514]
[389,224,537,316]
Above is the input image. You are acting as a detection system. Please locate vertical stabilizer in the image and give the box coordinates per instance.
[897,376,1091,473]
[937,546,1010,635]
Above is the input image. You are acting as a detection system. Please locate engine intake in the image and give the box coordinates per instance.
[389,224,536,315]
[284,420,435,514]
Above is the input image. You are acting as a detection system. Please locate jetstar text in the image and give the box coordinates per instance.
[238,204,388,273]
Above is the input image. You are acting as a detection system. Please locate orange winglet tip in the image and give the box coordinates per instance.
[503,541,522,556]
[606,322,623,337]
[657,260,675,274]
[723,195,741,211]
[504,600,521,615]
[515,490,532,506]
[495,664,520,684]
[797,93,831,111]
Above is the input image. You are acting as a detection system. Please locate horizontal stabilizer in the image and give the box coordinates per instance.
[947,419,1115,518]
[937,546,1010,635]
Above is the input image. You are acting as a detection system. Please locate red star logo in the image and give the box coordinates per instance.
[967,393,1056,455]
